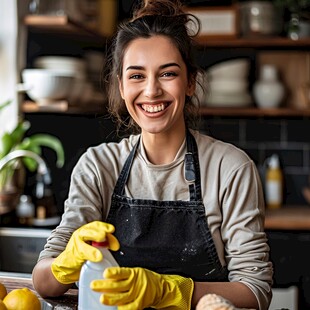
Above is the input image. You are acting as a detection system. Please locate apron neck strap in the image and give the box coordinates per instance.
[113,130,202,201]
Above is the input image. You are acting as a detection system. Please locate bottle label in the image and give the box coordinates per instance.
[266,181,282,205]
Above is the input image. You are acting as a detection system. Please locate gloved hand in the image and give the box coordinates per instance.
[51,221,120,284]
[91,267,194,310]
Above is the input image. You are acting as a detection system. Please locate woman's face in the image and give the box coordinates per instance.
[119,35,195,136]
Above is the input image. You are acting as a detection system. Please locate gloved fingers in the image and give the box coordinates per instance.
[91,276,131,293]
[106,233,120,251]
[104,266,133,280]
[78,221,116,242]
[75,240,103,262]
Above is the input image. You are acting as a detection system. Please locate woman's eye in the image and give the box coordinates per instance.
[162,71,177,77]
[129,74,143,79]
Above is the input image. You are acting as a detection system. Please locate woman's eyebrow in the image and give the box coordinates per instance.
[126,62,181,71]
[126,65,143,71]
[160,62,180,69]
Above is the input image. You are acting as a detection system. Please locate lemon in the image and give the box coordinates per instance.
[0,283,7,300]
[3,288,40,310]
[0,300,7,310]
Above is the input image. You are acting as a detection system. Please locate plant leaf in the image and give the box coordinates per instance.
[0,100,11,113]
[25,134,65,168]
[0,133,15,159]
[10,120,31,146]
[21,144,42,172]
[0,165,15,191]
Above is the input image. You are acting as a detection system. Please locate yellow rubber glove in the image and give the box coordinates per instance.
[51,221,120,284]
[91,267,194,310]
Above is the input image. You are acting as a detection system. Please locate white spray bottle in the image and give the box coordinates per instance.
[78,241,118,310]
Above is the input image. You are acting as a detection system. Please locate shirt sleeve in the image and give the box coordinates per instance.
[221,158,273,310]
[38,145,113,261]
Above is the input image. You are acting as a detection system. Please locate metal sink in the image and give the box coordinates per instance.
[0,227,51,273]
[41,299,53,310]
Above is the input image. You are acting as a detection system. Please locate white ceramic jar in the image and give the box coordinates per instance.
[253,65,285,108]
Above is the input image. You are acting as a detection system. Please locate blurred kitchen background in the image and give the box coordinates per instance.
[1,0,310,308]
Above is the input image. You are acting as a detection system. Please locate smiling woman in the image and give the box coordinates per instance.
[118,36,195,148]
[32,1,273,309]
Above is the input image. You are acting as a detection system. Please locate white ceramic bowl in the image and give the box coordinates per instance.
[21,69,74,104]
[207,59,250,79]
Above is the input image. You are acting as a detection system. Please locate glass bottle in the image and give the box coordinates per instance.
[16,195,35,226]
[265,154,283,209]
[287,12,300,41]
[34,169,57,219]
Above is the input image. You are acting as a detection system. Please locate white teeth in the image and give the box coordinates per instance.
[142,103,165,113]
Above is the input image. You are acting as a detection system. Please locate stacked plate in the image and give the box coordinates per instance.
[205,59,253,107]
[33,56,104,105]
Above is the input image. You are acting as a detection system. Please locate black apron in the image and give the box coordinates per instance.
[106,130,228,282]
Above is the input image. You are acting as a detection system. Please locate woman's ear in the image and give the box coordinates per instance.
[118,75,124,99]
[186,75,196,97]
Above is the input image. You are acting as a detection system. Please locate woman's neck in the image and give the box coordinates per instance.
[141,127,186,165]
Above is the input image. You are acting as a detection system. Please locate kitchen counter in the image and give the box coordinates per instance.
[265,206,310,230]
[0,273,78,309]
[0,273,255,310]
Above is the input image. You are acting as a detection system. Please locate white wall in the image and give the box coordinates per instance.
[0,0,19,135]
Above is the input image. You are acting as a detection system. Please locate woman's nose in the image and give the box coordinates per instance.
[144,77,162,97]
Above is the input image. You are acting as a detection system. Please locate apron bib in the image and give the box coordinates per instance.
[106,130,228,282]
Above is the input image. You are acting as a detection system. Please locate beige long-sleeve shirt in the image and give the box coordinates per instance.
[39,130,273,309]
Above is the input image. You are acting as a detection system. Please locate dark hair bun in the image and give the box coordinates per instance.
[132,0,185,21]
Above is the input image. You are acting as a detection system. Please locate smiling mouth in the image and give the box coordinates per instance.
[141,103,170,113]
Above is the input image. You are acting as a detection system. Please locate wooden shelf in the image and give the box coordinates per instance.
[23,15,310,118]
[22,101,105,115]
[195,36,310,48]
[24,15,106,40]
[199,107,310,117]
[24,15,310,49]
[22,101,310,117]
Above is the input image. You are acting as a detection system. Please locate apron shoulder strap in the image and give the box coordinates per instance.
[113,137,140,196]
[185,130,202,201]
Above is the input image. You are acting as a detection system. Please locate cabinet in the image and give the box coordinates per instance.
[195,36,310,117]
[22,15,110,114]
[22,14,310,117]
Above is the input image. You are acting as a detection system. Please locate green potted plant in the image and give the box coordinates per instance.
[0,99,65,214]
[273,0,310,39]
[273,0,310,13]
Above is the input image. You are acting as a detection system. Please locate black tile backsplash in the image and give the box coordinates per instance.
[24,113,310,209]
[200,116,310,205]
[287,119,310,142]
[246,118,283,142]
[279,149,304,167]
[200,117,240,142]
